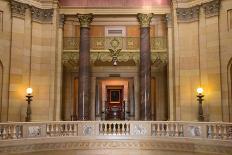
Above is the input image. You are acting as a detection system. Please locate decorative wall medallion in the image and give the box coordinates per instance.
[202,0,220,18]
[176,5,200,22]
[133,124,147,135]
[83,125,94,136]
[189,126,201,137]
[10,0,28,18]
[31,6,53,23]
[28,126,42,137]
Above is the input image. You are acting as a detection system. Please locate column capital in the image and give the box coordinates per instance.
[166,13,173,28]
[10,0,28,18]
[137,13,154,28]
[202,0,220,18]
[77,14,93,28]
[59,14,65,28]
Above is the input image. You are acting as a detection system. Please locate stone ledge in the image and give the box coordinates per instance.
[0,137,231,154]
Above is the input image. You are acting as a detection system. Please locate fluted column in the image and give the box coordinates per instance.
[137,13,153,121]
[77,14,93,120]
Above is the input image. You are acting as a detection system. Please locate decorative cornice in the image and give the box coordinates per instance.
[10,0,28,18]
[176,5,200,22]
[59,14,65,28]
[31,6,54,23]
[77,14,93,28]
[137,13,154,27]
[202,0,220,18]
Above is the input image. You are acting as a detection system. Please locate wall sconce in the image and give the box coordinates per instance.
[196,87,204,121]
[25,87,33,122]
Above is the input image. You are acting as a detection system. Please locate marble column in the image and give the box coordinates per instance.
[77,14,93,120]
[137,13,153,121]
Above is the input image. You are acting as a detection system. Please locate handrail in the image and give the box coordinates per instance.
[0,121,231,140]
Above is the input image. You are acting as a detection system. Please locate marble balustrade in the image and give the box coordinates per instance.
[0,121,231,140]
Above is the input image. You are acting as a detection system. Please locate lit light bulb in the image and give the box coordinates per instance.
[197,87,203,94]
[26,87,33,94]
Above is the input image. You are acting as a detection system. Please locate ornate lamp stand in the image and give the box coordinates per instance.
[197,88,204,121]
[25,88,33,122]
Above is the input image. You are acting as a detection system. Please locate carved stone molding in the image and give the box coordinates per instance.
[77,14,93,28]
[202,0,220,18]
[31,6,53,23]
[10,0,28,18]
[0,139,231,154]
[59,14,65,28]
[137,13,154,27]
[62,52,168,68]
[166,13,173,28]
[176,5,200,22]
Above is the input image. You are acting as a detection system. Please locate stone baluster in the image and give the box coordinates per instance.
[160,124,165,136]
[2,126,7,139]
[55,124,59,136]
[68,124,72,136]
[179,124,184,137]
[126,123,130,135]
[175,124,179,137]
[12,125,17,139]
[213,124,217,139]
[208,125,213,138]
[222,125,227,140]
[7,126,11,139]
[0,127,2,139]
[121,123,126,135]
[166,123,170,136]
[46,124,50,136]
[64,124,69,136]
[218,125,222,139]
[74,124,78,136]
[105,123,108,135]
[51,124,54,137]
[99,123,103,135]
[18,127,22,139]
[157,124,160,136]
[112,123,116,135]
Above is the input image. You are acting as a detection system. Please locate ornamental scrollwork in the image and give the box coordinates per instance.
[176,5,200,22]
[202,0,220,18]
[77,14,93,28]
[10,0,28,18]
[62,51,167,68]
[31,6,53,23]
[137,13,154,27]
[63,37,167,51]
[59,14,65,28]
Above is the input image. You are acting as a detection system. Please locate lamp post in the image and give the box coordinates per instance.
[196,87,204,121]
[25,88,33,122]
